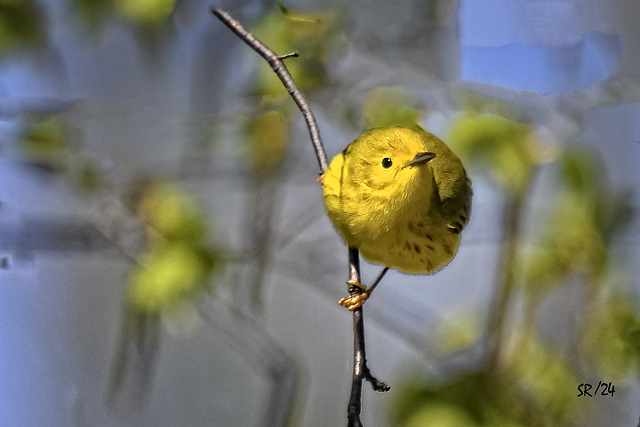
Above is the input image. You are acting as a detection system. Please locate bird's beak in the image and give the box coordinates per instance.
[406,152,436,167]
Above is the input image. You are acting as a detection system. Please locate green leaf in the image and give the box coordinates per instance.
[253,8,338,94]
[127,243,220,313]
[127,181,222,314]
[391,371,526,427]
[0,1,46,55]
[362,86,423,129]
[244,109,289,177]
[583,296,640,379]
[520,150,629,296]
[18,116,69,164]
[446,113,535,194]
[113,0,176,25]
[404,403,479,427]
[508,333,578,425]
[128,244,207,312]
[73,158,103,192]
[138,181,206,243]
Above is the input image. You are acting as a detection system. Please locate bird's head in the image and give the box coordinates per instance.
[345,125,436,198]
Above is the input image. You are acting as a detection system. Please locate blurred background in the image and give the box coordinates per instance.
[1,0,639,426]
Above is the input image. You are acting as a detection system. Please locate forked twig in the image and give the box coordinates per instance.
[211,9,387,426]
[212,9,329,174]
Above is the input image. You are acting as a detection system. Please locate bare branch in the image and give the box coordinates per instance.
[347,247,389,427]
[211,9,329,174]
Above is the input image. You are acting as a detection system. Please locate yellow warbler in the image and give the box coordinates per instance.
[321,124,472,309]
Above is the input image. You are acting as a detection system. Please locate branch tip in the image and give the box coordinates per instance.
[365,371,390,392]
[278,51,300,60]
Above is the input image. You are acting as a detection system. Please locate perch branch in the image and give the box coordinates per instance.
[211,10,387,426]
[347,247,390,427]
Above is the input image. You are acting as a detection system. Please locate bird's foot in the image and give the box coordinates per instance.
[338,280,369,311]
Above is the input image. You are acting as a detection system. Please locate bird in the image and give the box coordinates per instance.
[319,123,472,310]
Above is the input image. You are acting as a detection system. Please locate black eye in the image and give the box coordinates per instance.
[381,157,393,169]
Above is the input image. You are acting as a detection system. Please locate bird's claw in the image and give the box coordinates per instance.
[338,292,369,311]
[338,280,369,311]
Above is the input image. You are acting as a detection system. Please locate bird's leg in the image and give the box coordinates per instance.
[338,267,389,311]
[367,267,389,296]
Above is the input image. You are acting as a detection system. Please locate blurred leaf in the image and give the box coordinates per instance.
[520,245,571,292]
[18,116,69,165]
[111,182,220,410]
[127,243,218,313]
[521,150,632,295]
[127,181,222,314]
[600,189,636,241]
[72,0,175,35]
[113,0,175,25]
[508,333,578,425]
[73,157,103,192]
[394,331,582,426]
[0,0,46,55]
[253,7,338,94]
[583,296,640,379]
[446,113,536,194]
[73,0,112,29]
[522,194,607,294]
[18,113,110,192]
[549,194,607,275]
[559,150,635,241]
[404,402,479,427]
[138,181,206,243]
[559,150,601,200]
[244,109,289,177]
[362,86,423,129]
[278,0,321,23]
[437,308,481,354]
[393,353,580,427]
[391,371,528,427]
[452,89,530,125]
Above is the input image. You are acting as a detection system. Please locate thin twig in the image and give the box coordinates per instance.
[211,9,329,173]
[347,247,389,427]
[278,50,299,60]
